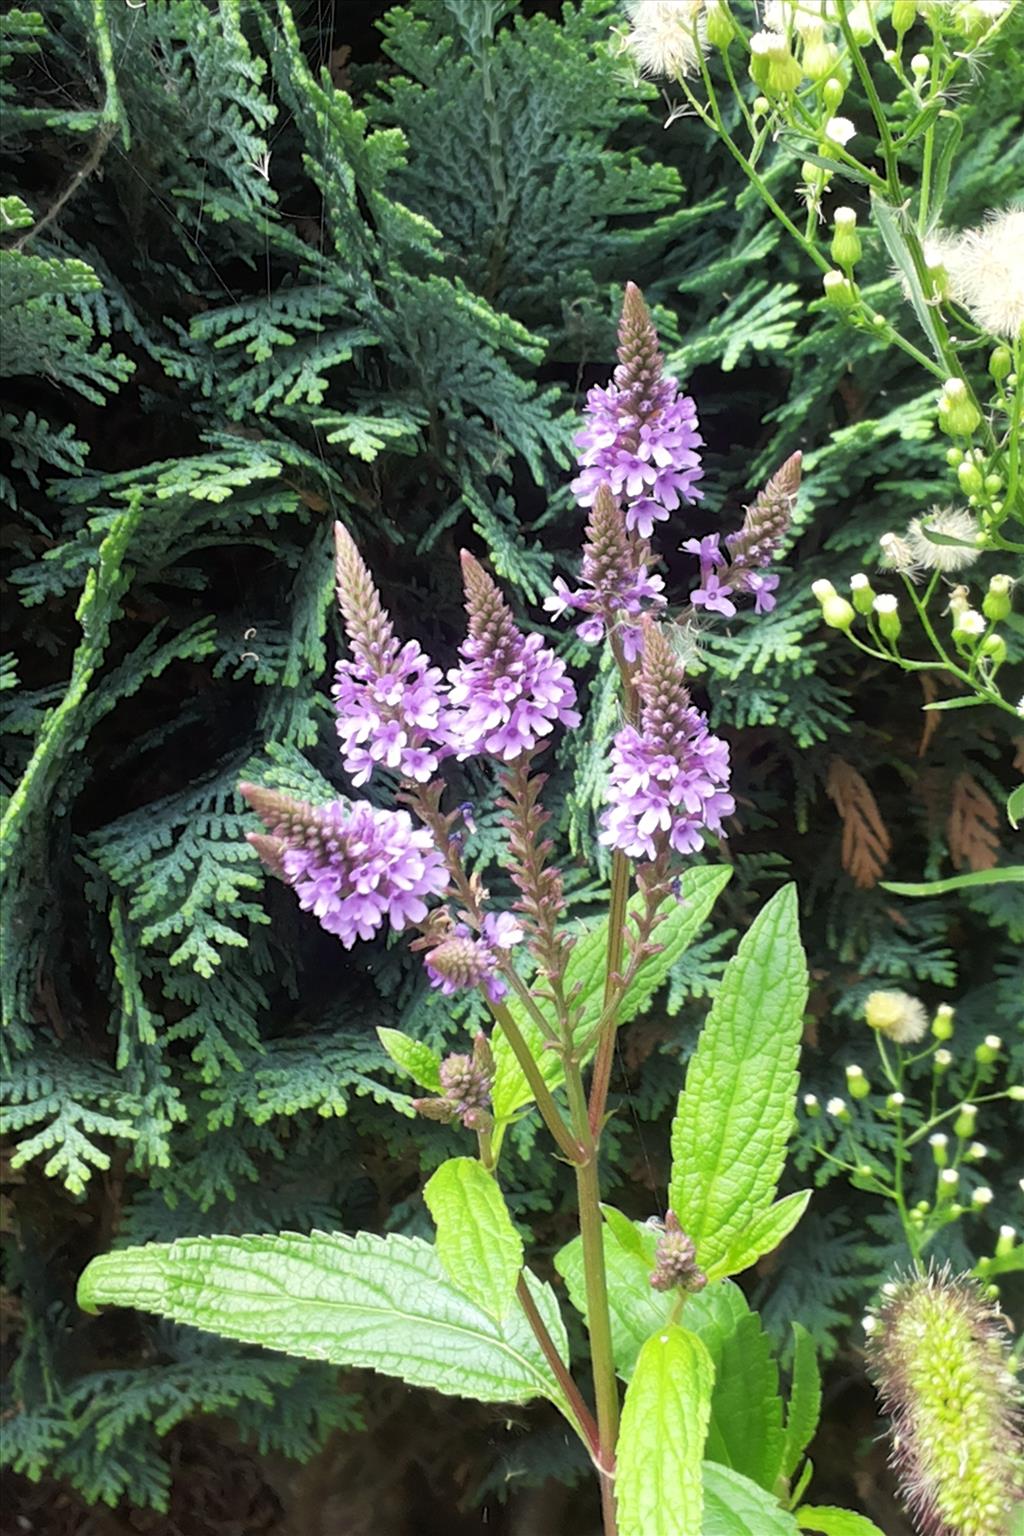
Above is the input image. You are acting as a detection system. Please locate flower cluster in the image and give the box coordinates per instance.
[684,451,801,618]
[332,523,449,785]
[412,1033,495,1131]
[649,1211,708,1294]
[239,783,447,948]
[600,622,734,859]
[448,551,579,761]
[544,484,666,659]
[424,911,524,1004]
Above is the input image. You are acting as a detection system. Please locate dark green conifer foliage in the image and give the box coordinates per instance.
[1,0,1020,1520]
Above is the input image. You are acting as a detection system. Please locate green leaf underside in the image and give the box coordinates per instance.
[617,1325,714,1536]
[702,1464,800,1534]
[1007,784,1024,830]
[710,1189,811,1281]
[683,1283,785,1493]
[670,884,808,1273]
[783,1324,822,1480]
[796,1507,887,1536]
[880,866,1024,895]
[424,1157,523,1320]
[376,1027,442,1092]
[77,1231,568,1409]
[491,866,732,1120]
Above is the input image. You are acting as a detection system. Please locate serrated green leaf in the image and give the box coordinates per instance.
[702,1464,800,1534]
[782,1324,821,1480]
[1008,784,1024,830]
[880,866,1024,896]
[617,1325,714,1536]
[670,885,808,1273]
[709,1190,812,1281]
[683,1285,785,1493]
[376,1027,442,1092]
[77,1232,568,1410]
[555,1219,666,1380]
[492,865,732,1120]
[796,1508,887,1536]
[423,1157,523,1320]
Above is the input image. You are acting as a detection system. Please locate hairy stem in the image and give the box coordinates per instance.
[487,999,583,1164]
[514,1272,601,1457]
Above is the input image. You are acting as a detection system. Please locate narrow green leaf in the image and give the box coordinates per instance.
[684,1285,785,1493]
[796,1508,887,1536]
[423,1157,523,1319]
[670,885,808,1273]
[491,865,732,1120]
[782,1324,821,1480]
[1006,783,1024,830]
[922,696,986,711]
[618,1325,715,1536]
[702,1463,800,1534]
[376,1027,442,1092]
[880,866,1024,896]
[77,1231,568,1409]
[871,194,944,361]
[708,1190,811,1282]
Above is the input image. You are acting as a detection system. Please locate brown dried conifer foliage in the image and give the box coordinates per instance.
[825,758,892,889]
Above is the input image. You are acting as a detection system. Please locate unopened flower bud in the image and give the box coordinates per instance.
[996,1225,1017,1256]
[930,1133,949,1167]
[824,116,856,148]
[937,1167,959,1197]
[971,1186,994,1208]
[802,29,837,80]
[850,573,875,613]
[873,592,901,642]
[827,1096,850,1122]
[461,1106,494,1134]
[938,378,982,438]
[752,94,771,118]
[966,1142,988,1162]
[975,1034,1002,1064]
[846,1063,871,1099]
[412,1096,457,1123]
[989,345,1012,384]
[891,0,917,37]
[979,633,1007,668]
[822,75,845,111]
[931,1003,954,1041]
[649,1211,707,1293]
[803,1092,822,1118]
[983,574,1013,623]
[886,1092,906,1112]
[910,51,929,78]
[933,1048,953,1073]
[813,578,855,630]
[1009,1086,1024,1102]
[957,459,984,497]
[823,269,857,311]
[954,1104,978,1139]
[705,0,734,50]
[831,206,862,269]
[802,158,828,190]
[846,1,873,42]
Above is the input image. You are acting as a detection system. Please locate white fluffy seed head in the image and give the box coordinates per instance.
[949,207,1024,340]
[905,507,981,573]
[623,0,708,79]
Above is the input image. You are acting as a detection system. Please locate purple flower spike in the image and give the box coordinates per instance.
[599,622,734,861]
[424,911,524,1003]
[544,483,666,653]
[448,552,580,762]
[240,782,447,948]
[332,523,450,785]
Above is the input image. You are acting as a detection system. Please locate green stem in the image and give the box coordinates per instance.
[515,1272,601,1459]
[588,850,631,1135]
[487,999,583,1165]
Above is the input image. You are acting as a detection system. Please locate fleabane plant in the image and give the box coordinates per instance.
[78,288,882,1536]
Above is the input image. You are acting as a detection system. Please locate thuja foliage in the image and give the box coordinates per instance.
[1,0,1022,1524]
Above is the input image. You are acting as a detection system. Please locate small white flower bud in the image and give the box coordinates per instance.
[966,1142,988,1161]
[824,116,856,146]
[972,1186,994,1206]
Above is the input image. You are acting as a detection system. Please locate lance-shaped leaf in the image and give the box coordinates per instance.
[555,1217,666,1379]
[78,1231,569,1410]
[424,1157,523,1320]
[617,1324,715,1536]
[782,1324,821,1480]
[377,1027,442,1092]
[492,865,732,1120]
[709,1189,811,1282]
[684,1284,785,1493]
[670,884,807,1274]
[702,1463,800,1534]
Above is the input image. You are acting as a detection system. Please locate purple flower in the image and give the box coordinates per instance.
[742,571,780,614]
[544,484,666,654]
[240,784,448,948]
[332,524,450,785]
[599,624,734,861]
[690,572,736,617]
[681,534,726,574]
[625,497,669,539]
[448,552,579,762]
[424,911,524,1003]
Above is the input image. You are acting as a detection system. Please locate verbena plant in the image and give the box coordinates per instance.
[76,288,854,1536]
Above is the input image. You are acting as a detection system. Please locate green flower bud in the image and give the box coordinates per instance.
[937,378,982,438]
[869,1269,1024,1536]
[937,1167,959,1200]
[704,0,733,51]
[847,2,874,43]
[803,1092,821,1118]
[934,1048,953,1074]
[931,1003,954,1040]
[982,574,1013,623]
[873,593,901,642]
[802,30,837,81]
[980,633,1007,669]
[886,1091,906,1112]
[891,0,918,37]
[974,1034,1002,1064]
[850,573,875,614]
[945,446,963,468]
[929,1132,949,1168]
[954,1103,977,1139]
[995,1225,1017,1257]
[983,472,1003,494]
[1007,1085,1024,1102]
[952,607,986,646]
[846,1063,871,1100]
[910,51,930,79]
[748,33,772,87]
[970,1185,993,1210]
[988,345,1012,383]
[752,95,771,118]
[802,158,828,190]
[831,206,862,269]
[822,75,845,111]
[957,459,984,497]
[768,50,803,94]
[823,269,857,311]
